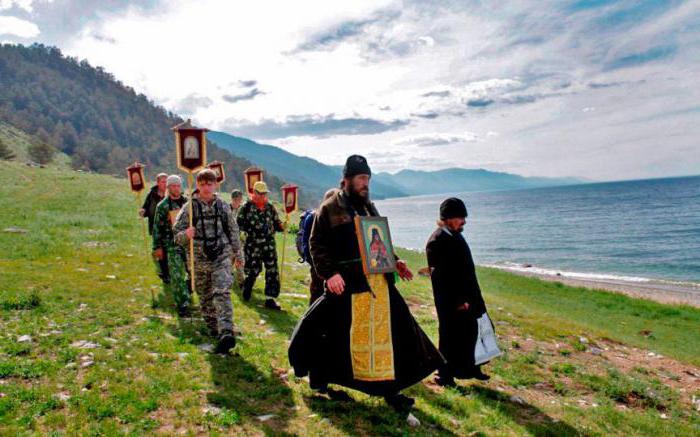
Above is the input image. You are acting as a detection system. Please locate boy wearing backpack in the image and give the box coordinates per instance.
[174,169,242,354]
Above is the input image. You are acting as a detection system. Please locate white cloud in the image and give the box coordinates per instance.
[0,0,36,13]
[394,132,479,147]
[0,15,39,37]
[2,0,699,180]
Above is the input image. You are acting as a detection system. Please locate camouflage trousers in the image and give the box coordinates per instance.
[231,255,245,289]
[153,256,169,283]
[193,255,234,336]
[243,238,280,298]
[164,245,192,312]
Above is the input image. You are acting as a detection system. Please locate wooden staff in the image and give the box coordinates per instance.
[135,191,154,307]
[187,172,196,294]
[279,213,288,286]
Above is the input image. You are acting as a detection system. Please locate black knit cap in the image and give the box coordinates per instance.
[440,197,468,220]
[343,155,371,178]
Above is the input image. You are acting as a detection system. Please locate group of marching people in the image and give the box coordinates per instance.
[140,154,494,421]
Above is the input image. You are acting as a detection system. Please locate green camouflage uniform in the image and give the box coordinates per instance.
[230,205,245,288]
[174,194,243,337]
[237,201,284,298]
[152,195,191,313]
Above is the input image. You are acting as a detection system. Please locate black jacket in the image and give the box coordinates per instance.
[141,185,165,235]
[309,190,394,294]
[426,227,486,318]
[289,191,444,395]
[426,226,488,373]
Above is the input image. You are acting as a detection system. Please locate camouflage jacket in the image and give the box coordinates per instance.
[152,195,187,251]
[173,194,243,262]
[237,201,284,241]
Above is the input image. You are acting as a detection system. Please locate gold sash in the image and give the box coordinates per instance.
[350,274,395,381]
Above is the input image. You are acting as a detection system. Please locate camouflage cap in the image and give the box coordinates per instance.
[253,181,269,194]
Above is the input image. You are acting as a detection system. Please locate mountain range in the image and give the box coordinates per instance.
[208,131,584,202]
[0,43,584,207]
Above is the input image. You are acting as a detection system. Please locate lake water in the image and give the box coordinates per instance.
[375,175,700,284]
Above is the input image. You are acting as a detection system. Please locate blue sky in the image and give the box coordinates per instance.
[1,0,699,180]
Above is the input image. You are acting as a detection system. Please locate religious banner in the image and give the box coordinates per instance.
[171,119,208,295]
[281,184,298,214]
[207,160,226,184]
[354,216,398,275]
[244,167,264,197]
[173,120,207,173]
[126,161,151,302]
[126,162,146,193]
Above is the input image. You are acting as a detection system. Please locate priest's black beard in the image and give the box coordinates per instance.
[346,185,370,209]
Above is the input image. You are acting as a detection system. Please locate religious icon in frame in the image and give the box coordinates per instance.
[207,161,225,184]
[354,216,397,275]
[281,184,298,214]
[172,120,207,173]
[126,162,146,193]
[244,167,264,197]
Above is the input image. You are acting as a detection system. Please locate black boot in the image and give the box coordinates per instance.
[265,298,281,310]
[384,393,415,413]
[462,366,490,381]
[435,374,456,387]
[177,306,191,318]
[242,277,254,301]
[472,368,490,381]
[214,332,236,354]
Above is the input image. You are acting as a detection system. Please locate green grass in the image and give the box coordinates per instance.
[0,161,699,435]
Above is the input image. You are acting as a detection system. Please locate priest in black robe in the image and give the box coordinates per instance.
[288,155,444,415]
[426,197,491,387]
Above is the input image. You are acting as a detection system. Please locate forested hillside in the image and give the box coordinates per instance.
[0,44,290,199]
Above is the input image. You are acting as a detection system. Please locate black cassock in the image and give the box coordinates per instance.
[288,191,444,396]
[426,226,488,378]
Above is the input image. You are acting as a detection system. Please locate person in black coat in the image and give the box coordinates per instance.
[426,197,490,386]
[289,155,444,417]
[139,173,167,281]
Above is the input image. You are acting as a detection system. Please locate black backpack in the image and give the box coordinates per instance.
[296,209,315,263]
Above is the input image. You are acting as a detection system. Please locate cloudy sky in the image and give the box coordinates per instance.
[2,0,699,180]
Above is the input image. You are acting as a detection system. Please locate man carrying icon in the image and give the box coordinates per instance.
[288,155,444,420]
[152,175,192,316]
[174,169,243,354]
[237,181,285,310]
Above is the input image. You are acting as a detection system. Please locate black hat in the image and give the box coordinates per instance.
[440,197,468,220]
[343,155,371,178]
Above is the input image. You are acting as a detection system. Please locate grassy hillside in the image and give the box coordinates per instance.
[0,44,293,203]
[0,161,698,435]
[0,121,70,167]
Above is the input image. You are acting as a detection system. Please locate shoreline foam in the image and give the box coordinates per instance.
[485,262,700,308]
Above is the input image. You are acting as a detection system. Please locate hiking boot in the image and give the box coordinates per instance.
[242,277,254,301]
[242,286,252,301]
[435,375,456,387]
[326,388,353,402]
[264,298,282,311]
[214,333,236,354]
[472,369,491,381]
[384,393,415,412]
